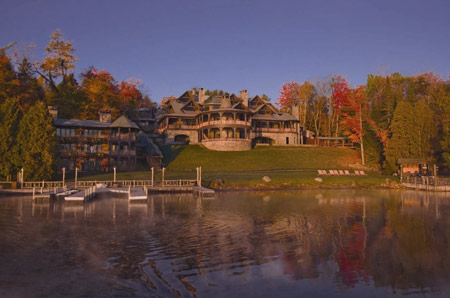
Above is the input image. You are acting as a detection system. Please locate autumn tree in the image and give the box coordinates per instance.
[17,101,57,180]
[340,86,368,164]
[80,68,121,120]
[330,75,350,137]
[0,49,19,104]
[277,81,301,111]
[34,30,78,89]
[118,79,145,118]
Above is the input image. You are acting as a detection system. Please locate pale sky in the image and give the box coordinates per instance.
[1,0,449,103]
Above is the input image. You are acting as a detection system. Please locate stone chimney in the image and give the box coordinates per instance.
[291,104,300,120]
[99,110,111,123]
[48,106,58,119]
[221,95,231,108]
[198,88,205,104]
[191,88,197,97]
[240,90,248,107]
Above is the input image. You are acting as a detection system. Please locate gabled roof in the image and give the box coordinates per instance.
[54,118,110,128]
[231,102,248,110]
[109,115,139,129]
[204,95,222,105]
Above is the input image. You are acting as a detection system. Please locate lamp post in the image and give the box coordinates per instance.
[75,167,78,188]
[113,167,116,183]
[62,167,66,188]
[151,167,154,187]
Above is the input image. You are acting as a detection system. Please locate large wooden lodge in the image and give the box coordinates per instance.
[157,88,302,151]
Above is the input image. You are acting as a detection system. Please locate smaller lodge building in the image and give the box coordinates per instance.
[51,107,162,172]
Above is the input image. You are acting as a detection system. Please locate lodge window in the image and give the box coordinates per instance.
[58,128,75,137]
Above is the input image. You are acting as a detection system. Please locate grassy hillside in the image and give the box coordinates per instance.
[162,145,361,171]
[70,145,395,189]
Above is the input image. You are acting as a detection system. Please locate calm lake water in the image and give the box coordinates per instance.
[1,190,450,297]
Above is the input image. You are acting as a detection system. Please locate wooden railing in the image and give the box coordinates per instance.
[199,120,250,127]
[76,180,153,187]
[20,178,199,190]
[401,176,450,191]
[163,179,197,187]
[22,181,64,189]
[401,176,450,186]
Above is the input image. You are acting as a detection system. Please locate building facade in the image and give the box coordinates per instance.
[52,109,140,171]
[157,88,301,151]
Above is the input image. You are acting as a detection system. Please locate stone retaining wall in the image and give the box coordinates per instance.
[202,139,251,151]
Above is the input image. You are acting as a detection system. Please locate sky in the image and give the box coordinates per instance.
[1,0,449,103]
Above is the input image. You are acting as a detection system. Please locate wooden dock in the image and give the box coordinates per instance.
[64,186,97,202]
[193,186,215,196]
[32,186,68,200]
[128,187,147,200]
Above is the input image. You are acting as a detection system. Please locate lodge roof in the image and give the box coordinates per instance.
[53,118,110,128]
[158,89,299,122]
[252,113,298,121]
[109,115,140,129]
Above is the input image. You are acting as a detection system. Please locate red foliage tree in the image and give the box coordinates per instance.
[277,81,302,110]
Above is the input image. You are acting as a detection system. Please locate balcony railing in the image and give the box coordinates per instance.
[253,127,297,133]
[199,120,250,127]
[110,135,136,142]
[110,149,136,156]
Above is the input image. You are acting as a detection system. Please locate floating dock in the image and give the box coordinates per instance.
[64,186,97,202]
[128,187,147,200]
[193,186,215,196]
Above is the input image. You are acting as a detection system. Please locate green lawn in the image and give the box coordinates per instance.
[161,144,361,171]
[64,145,397,189]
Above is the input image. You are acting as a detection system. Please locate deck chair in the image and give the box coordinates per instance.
[328,170,334,175]
[338,170,345,175]
[354,170,361,176]
[360,170,367,176]
[344,170,350,175]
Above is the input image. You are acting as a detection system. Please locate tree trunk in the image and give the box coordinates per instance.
[359,102,365,165]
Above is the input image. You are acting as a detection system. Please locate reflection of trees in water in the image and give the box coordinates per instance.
[2,191,450,296]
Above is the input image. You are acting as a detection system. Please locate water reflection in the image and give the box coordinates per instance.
[0,190,450,297]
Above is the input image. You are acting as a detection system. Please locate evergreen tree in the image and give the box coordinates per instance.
[412,100,436,159]
[0,97,22,180]
[47,73,85,118]
[385,101,415,172]
[17,58,44,111]
[18,101,56,180]
[440,96,450,169]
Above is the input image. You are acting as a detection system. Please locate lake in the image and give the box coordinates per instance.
[1,190,450,297]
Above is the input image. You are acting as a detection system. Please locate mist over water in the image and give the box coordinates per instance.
[1,190,450,297]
